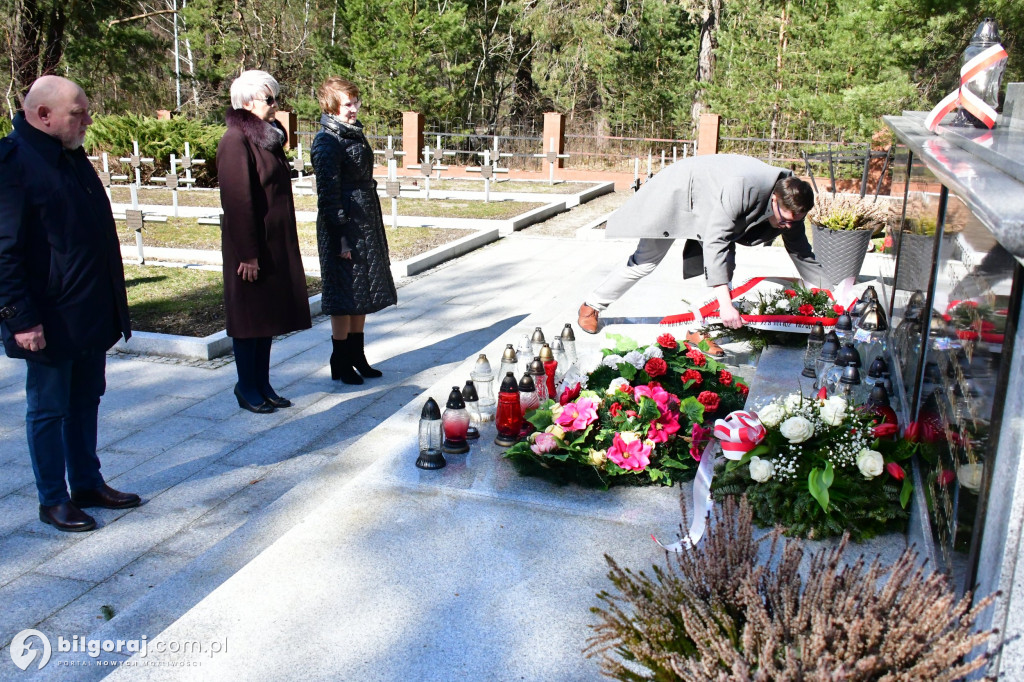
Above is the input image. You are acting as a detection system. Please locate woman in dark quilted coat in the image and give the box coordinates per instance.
[311,77,397,384]
[218,70,311,412]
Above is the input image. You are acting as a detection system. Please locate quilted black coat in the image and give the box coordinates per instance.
[310,114,397,316]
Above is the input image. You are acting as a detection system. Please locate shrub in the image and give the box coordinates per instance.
[84,114,225,186]
[588,497,997,680]
[0,116,11,137]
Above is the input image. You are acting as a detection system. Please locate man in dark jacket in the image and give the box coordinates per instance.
[0,76,139,532]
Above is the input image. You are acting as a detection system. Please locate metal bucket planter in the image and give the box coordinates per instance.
[811,222,873,288]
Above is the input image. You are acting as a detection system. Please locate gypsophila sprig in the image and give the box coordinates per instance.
[712,391,912,540]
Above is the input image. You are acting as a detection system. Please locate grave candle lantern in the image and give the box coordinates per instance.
[838,365,863,403]
[865,382,898,426]
[416,397,445,470]
[802,323,825,379]
[441,386,471,455]
[519,373,540,414]
[951,18,1008,128]
[560,324,577,367]
[834,314,855,346]
[461,381,481,440]
[528,357,548,405]
[550,338,570,383]
[494,372,523,447]
[530,327,546,357]
[824,343,861,397]
[539,344,557,401]
[850,286,879,324]
[854,302,889,370]
[815,331,841,389]
[497,344,518,393]
[471,354,496,422]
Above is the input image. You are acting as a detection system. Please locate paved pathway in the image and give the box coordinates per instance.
[0,200,895,680]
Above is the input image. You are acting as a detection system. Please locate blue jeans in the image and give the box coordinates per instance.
[25,353,107,506]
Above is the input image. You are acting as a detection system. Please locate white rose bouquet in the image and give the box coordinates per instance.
[713,391,913,541]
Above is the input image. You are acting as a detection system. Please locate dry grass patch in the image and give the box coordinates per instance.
[124,264,321,337]
[117,218,473,260]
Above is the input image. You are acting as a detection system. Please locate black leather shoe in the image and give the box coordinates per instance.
[263,392,292,409]
[39,502,97,532]
[235,385,275,414]
[71,483,142,510]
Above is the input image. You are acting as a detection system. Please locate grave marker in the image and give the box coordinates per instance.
[88,152,129,200]
[179,141,206,189]
[292,142,312,178]
[118,141,154,188]
[149,154,196,217]
[372,136,406,167]
[116,183,167,264]
[407,146,449,199]
[532,137,570,185]
[466,150,509,202]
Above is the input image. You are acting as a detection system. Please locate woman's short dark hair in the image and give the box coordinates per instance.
[773,176,814,214]
[317,77,360,115]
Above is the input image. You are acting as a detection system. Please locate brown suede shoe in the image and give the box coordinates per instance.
[71,483,141,510]
[685,331,726,358]
[39,502,96,532]
[578,303,600,334]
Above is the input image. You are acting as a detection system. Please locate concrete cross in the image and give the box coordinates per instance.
[292,142,312,178]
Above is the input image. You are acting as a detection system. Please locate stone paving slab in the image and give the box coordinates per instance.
[0,197,881,679]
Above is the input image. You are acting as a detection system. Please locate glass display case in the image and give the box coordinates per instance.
[884,104,1023,609]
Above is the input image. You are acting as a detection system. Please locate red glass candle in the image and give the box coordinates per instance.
[494,372,523,447]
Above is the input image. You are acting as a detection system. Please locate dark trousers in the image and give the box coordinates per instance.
[25,352,107,506]
[232,337,273,403]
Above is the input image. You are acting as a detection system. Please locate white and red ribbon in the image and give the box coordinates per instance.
[713,411,766,461]
[925,43,1008,131]
[653,410,766,552]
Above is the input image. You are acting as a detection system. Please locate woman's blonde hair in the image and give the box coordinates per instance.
[229,70,279,110]
[318,77,360,115]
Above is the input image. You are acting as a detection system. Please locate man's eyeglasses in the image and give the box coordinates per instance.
[263,95,277,105]
[773,200,803,228]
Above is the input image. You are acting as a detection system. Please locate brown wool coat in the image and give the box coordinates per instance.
[218,108,311,339]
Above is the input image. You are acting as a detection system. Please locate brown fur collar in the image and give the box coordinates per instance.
[225,108,285,150]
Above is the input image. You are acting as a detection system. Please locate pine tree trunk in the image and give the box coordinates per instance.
[691,0,721,126]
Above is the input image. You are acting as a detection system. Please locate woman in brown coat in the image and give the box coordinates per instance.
[218,70,311,413]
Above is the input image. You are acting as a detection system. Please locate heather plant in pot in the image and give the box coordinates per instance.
[809,192,892,292]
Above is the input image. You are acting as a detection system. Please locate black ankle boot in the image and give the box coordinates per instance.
[348,332,383,378]
[330,337,363,384]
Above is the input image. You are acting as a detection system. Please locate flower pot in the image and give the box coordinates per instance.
[893,231,937,292]
[811,222,873,288]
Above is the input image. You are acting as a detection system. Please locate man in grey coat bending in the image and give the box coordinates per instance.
[578,154,824,353]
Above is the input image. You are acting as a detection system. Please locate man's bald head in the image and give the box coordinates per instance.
[23,76,92,150]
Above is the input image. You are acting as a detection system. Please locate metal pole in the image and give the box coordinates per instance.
[173,0,182,110]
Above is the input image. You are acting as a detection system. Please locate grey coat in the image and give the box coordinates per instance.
[606,154,823,287]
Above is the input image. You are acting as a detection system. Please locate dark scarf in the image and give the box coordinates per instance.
[225,108,285,150]
[319,113,366,141]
